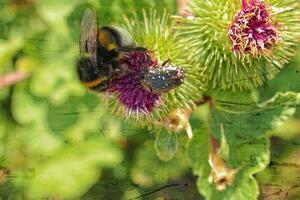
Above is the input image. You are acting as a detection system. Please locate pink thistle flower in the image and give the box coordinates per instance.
[109,51,161,114]
[229,0,280,57]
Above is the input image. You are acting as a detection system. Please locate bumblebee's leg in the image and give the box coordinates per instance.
[115,47,148,62]
[77,58,98,82]
[110,59,127,76]
[132,47,148,52]
[77,58,108,92]
[117,46,147,52]
[162,59,171,66]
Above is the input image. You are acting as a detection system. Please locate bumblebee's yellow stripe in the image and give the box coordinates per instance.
[82,77,107,87]
[98,31,110,45]
[107,43,117,51]
[98,30,117,51]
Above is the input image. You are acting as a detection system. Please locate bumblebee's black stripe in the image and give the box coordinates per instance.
[77,58,98,83]
[97,27,121,62]
[118,46,147,52]
[77,58,110,92]
[97,46,119,63]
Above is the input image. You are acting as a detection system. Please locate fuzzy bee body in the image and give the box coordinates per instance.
[77,9,146,92]
[77,58,110,92]
[97,26,134,62]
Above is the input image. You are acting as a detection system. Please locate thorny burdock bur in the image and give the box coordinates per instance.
[175,0,300,90]
[77,9,192,124]
[107,10,203,124]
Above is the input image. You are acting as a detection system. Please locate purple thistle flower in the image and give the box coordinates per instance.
[109,51,161,114]
[229,0,279,56]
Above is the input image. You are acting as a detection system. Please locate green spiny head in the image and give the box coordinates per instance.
[106,10,204,125]
[175,0,300,91]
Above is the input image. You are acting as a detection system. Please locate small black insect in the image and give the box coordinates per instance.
[140,59,185,94]
[77,9,146,92]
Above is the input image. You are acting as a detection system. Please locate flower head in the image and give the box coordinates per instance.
[107,10,204,124]
[229,0,280,57]
[109,51,161,114]
[176,0,300,90]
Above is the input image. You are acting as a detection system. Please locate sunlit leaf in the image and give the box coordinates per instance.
[26,138,122,199]
[188,110,270,200]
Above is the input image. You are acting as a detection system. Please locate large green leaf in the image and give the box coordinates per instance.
[187,110,270,200]
[25,138,122,199]
[131,136,189,187]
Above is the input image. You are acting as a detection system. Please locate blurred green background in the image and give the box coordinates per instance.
[0,0,300,199]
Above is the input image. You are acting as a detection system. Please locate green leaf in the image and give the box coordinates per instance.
[214,87,300,120]
[212,87,300,140]
[25,138,122,199]
[258,64,300,101]
[12,84,46,125]
[219,124,229,160]
[36,0,82,28]
[187,109,270,200]
[257,92,300,108]
[131,136,189,187]
[212,89,259,113]
[197,172,259,200]
[0,36,24,67]
[210,107,289,139]
[154,130,178,161]
[186,123,209,177]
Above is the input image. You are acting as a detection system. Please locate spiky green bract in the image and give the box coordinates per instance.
[107,10,203,124]
[175,0,300,91]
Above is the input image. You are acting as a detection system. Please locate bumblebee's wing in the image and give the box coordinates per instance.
[80,8,98,67]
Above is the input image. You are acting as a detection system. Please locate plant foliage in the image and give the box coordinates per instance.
[0,0,300,199]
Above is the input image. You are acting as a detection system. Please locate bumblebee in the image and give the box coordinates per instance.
[77,9,146,92]
[77,9,185,94]
[140,59,185,94]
